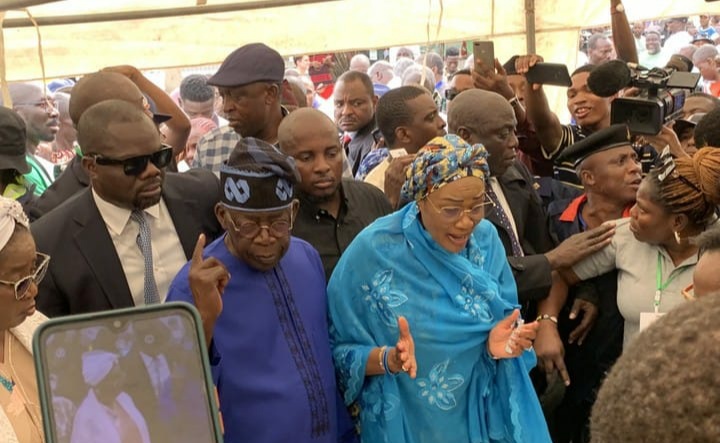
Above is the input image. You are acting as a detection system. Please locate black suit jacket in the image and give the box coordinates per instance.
[487,162,555,305]
[346,121,377,176]
[32,169,222,317]
[27,155,88,221]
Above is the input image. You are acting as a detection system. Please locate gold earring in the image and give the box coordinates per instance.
[674,231,682,244]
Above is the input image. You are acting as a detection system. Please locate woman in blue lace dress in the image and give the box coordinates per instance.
[328,135,551,443]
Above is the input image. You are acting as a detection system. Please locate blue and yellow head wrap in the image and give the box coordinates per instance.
[401,134,489,202]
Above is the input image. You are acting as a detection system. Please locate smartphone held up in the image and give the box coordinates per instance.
[33,303,224,443]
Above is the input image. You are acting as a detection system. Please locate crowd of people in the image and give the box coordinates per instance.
[2,1,720,442]
[581,13,720,96]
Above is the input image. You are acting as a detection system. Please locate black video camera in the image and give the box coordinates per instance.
[610,60,700,135]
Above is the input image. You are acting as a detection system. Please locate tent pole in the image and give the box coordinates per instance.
[1,0,63,10]
[3,0,340,28]
[525,0,536,54]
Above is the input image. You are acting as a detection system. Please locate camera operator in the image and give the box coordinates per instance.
[512,0,646,190]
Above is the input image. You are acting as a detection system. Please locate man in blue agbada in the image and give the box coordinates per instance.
[166,137,356,443]
[328,134,551,443]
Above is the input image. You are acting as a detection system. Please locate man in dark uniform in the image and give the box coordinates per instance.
[536,124,642,443]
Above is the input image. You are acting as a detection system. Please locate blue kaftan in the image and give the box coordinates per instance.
[167,235,355,443]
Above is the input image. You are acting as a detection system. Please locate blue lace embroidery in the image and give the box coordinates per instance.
[334,346,365,404]
[416,360,465,411]
[359,383,401,423]
[361,270,408,326]
[454,275,496,321]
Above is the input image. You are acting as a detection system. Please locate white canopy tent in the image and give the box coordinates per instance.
[0,0,718,115]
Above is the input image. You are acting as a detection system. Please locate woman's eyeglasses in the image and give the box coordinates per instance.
[91,145,174,176]
[0,252,51,300]
[225,214,293,239]
[425,196,496,222]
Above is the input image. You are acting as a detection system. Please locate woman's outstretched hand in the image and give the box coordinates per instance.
[390,316,417,378]
[488,309,539,359]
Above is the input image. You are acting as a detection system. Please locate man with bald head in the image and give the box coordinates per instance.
[28,69,190,220]
[278,108,391,279]
[349,54,370,74]
[447,89,614,306]
[32,99,221,317]
[368,61,394,86]
[5,83,59,196]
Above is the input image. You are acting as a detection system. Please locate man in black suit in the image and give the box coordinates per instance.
[33,99,221,317]
[333,71,378,176]
[447,89,614,309]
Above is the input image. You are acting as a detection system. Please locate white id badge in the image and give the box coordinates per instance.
[639,312,665,332]
[388,148,409,159]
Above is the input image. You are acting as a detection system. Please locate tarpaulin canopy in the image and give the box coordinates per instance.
[0,0,718,116]
[2,0,718,81]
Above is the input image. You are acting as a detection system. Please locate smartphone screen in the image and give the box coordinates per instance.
[525,63,572,87]
[473,41,495,69]
[34,304,222,443]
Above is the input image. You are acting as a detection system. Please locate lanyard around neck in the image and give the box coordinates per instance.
[655,252,679,313]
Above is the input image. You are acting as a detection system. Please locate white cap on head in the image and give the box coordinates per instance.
[82,350,119,387]
[0,197,28,252]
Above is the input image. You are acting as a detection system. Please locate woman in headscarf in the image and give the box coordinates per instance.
[328,135,550,443]
[0,196,48,443]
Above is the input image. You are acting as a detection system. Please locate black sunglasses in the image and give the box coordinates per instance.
[92,145,174,176]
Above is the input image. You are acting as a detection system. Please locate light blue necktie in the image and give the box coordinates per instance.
[130,210,160,305]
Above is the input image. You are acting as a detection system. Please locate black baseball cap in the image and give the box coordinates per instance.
[0,107,30,174]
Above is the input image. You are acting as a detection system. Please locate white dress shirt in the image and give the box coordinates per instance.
[93,190,187,305]
[140,352,171,398]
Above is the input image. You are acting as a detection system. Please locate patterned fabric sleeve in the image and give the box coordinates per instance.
[355,148,389,181]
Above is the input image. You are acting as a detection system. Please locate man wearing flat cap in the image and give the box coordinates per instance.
[536,124,642,442]
[0,107,35,211]
[195,43,289,174]
[167,138,357,443]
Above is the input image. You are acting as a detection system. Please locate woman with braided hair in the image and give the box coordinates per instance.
[561,147,720,347]
[328,135,551,443]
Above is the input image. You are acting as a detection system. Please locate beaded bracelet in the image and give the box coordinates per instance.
[378,346,387,372]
